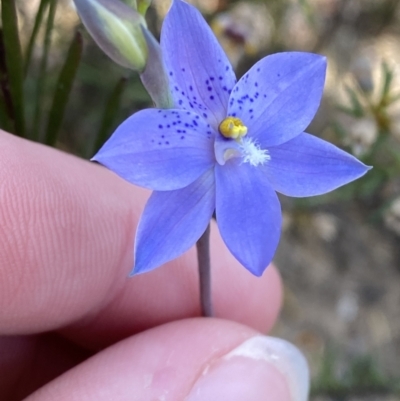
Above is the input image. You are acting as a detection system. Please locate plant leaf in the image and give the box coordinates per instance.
[92,76,128,155]
[1,0,25,136]
[45,32,83,146]
[32,0,57,141]
[24,0,50,76]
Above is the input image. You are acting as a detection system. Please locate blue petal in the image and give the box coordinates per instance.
[228,52,326,147]
[161,0,237,130]
[265,132,371,197]
[215,160,282,276]
[132,169,215,275]
[93,109,215,191]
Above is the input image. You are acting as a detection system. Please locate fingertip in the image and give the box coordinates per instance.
[26,320,307,401]
[62,222,282,348]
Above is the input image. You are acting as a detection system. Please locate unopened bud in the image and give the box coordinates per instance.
[137,0,152,16]
[74,0,148,71]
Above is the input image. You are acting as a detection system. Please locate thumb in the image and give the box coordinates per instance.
[25,319,309,401]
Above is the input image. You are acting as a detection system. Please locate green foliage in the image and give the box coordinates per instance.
[0,0,153,156]
[1,0,25,136]
[45,32,83,146]
[332,61,400,208]
[24,0,49,76]
[31,0,57,141]
[312,347,400,398]
[92,76,128,155]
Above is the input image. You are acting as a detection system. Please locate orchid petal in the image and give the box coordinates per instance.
[132,169,215,275]
[215,160,282,276]
[265,132,371,197]
[93,109,215,191]
[161,0,237,130]
[228,52,326,147]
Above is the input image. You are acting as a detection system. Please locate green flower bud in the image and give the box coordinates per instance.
[74,0,148,71]
[137,0,152,16]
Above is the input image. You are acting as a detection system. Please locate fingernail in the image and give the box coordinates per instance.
[186,336,309,401]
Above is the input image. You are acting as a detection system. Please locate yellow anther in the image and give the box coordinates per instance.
[219,117,248,139]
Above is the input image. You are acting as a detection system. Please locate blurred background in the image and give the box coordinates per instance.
[1,0,400,399]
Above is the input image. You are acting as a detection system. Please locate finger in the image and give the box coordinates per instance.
[25,319,309,401]
[60,224,281,348]
[0,132,282,342]
[0,334,90,401]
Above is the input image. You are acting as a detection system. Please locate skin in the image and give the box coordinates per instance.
[0,130,283,400]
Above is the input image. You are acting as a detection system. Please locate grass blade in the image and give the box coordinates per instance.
[31,0,57,141]
[92,76,128,155]
[24,0,50,76]
[1,0,25,137]
[45,31,83,146]
[0,29,16,132]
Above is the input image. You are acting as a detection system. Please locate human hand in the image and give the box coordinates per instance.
[0,131,308,400]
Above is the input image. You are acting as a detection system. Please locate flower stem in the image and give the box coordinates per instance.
[196,224,213,317]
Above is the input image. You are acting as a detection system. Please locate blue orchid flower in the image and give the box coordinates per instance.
[93,0,370,277]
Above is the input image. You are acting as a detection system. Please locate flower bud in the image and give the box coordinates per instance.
[73,0,148,71]
[137,0,152,16]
